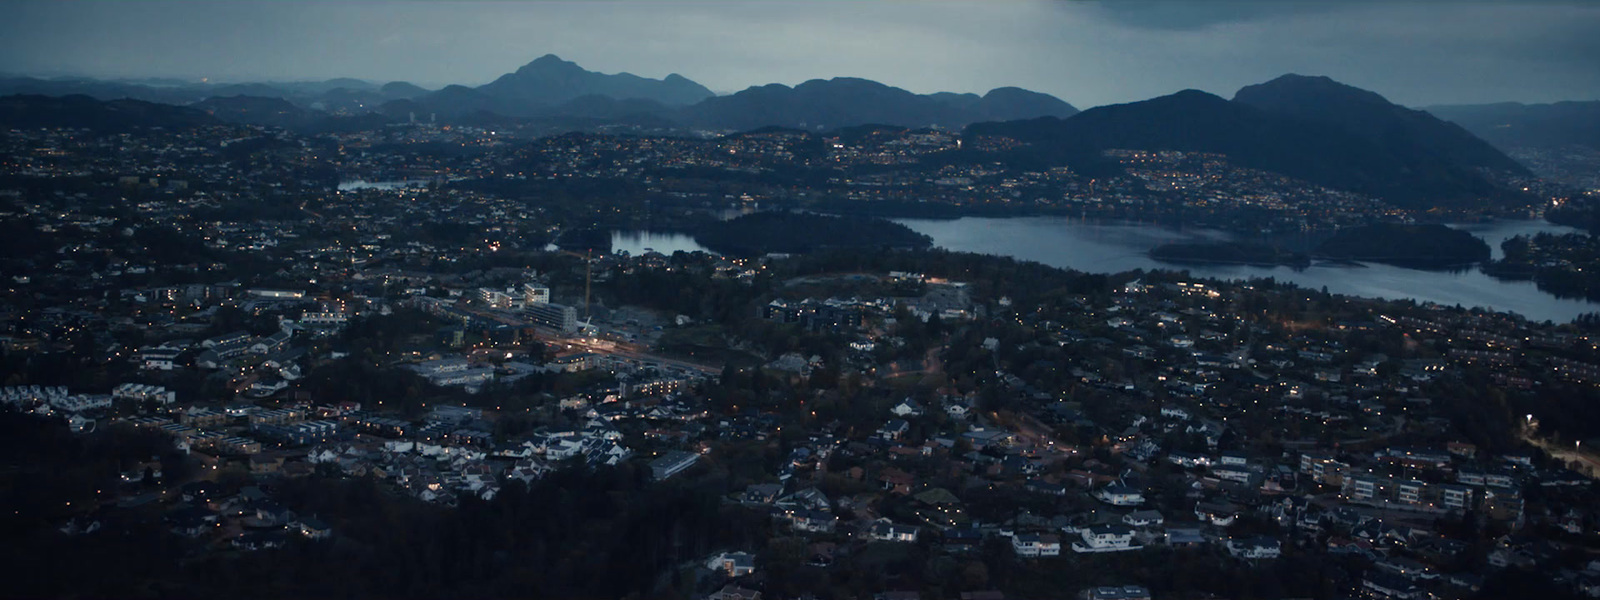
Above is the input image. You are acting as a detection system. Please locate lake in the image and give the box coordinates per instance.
[610,230,714,256]
[607,217,1598,322]
[893,216,1600,323]
[337,179,435,191]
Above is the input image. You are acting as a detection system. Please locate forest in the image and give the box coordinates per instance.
[1313,223,1490,268]
[694,212,933,256]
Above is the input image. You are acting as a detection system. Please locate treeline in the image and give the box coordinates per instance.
[1314,223,1490,268]
[695,212,933,255]
[1483,233,1600,301]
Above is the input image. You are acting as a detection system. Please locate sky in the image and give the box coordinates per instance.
[1,0,1597,108]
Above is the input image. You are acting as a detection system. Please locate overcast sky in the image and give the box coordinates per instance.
[1,1,1596,108]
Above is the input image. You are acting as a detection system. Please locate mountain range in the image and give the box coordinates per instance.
[0,55,1079,131]
[966,75,1527,209]
[1424,101,1600,152]
[0,56,1575,209]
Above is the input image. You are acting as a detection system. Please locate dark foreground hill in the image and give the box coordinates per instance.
[966,78,1523,210]
[0,94,218,131]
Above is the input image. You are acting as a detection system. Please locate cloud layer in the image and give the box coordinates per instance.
[0,1,1595,108]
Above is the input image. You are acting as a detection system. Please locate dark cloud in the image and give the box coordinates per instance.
[1086,0,1348,30]
[0,1,1593,108]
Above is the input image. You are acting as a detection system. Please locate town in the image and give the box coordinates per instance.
[3,104,1600,600]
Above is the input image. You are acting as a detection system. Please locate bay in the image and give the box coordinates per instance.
[893,216,1600,323]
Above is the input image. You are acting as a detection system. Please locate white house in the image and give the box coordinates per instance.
[138,346,183,370]
[890,398,924,417]
[1094,485,1146,507]
[867,519,919,542]
[113,383,176,405]
[1226,537,1282,559]
[1122,510,1165,528]
[1211,465,1253,484]
[705,551,756,577]
[1219,452,1249,466]
[1072,524,1140,553]
[50,394,112,413]
[1011,532,1062,557]
[783,509,837,533]
[1168,451,1212,468]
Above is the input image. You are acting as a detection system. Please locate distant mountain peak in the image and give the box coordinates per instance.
[528,54,574,67]
[1234,73,1526,174]
[466,54,714,110]
[1236,73,1392,108]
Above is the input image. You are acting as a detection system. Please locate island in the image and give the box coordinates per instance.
[694,212,933,255]
[1483,232,1600,301]
[1314,223,1490,268]
[1149,241,1310,268]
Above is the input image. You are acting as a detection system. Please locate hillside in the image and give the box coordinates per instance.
[1235,74,1526,174]
[0,94,218,131]
[967,84,1518,209]
[682,78,1077,131]
[1426,101,1600,151]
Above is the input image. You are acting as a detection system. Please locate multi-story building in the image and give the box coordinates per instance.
[650,451,700,480]
[521,283,550,305]
[525,301,578,334]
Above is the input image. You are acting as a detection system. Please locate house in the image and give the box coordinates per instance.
[878,468,915,495]
[1084,586,1152,600]
[891,398,924,417]
[1025,479,1068,496]
[1376,557,1437,581]
[295,516,332,540]
[651,451,700,480]
[250,330,292,355]
[943,528,984,553]
[1362,572,1423,599]
[776,487,832,512]
[231,531,287,551]
[203,330,252,349]
[1122,510,1164,528]
[1094,485,1145,507]
[138,346,184,370]
[1072,524,1139,553]
[867,519,919,542]
[1345,475,1383,501]
[878,419,910,441]
[1194,502,1237,526]
[708,584,762,600]
[783,509,837,533]
[1211,465,1253,484]
[1327,537,1379,560]
[112,383,175,405]
[962,429,1014,450]
[705,551,756,577]
[1011,532,1062,557]
[1164,527,1206,548]
[744,483,783,504]
[1168,451,1212,468]
[1225,536,1282,559]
